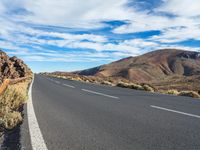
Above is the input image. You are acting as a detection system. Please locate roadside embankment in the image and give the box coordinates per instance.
[43,72,200,99]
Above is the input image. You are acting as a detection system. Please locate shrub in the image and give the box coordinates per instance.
[178,91,200,98]
[130,83,144,90]
[116,82,130,88]
[4,81,29,108]
[2,111,22,129]
[142,84,155,92]
[0,78,31,129]
[101,81,113,86]
[116,82,144,90]
[165,90,179,95]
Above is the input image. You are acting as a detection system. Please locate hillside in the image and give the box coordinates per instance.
[75,49,200,91]
[0,50,32,84]
[77,49,200,82]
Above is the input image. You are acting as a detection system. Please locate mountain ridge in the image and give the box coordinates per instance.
[77,49,200,83]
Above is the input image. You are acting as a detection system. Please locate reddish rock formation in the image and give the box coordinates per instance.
[0,50,32,84]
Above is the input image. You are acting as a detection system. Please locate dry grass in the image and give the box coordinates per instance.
[0,78,32,130]
[1,111,22,129]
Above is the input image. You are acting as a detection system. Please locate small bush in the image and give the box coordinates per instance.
[116,82,130,88]
[142,84,155,92]
[178,91,200,98]
[0,78,31,129]
[165,89,179,95]
[116,82,144,90]
[3,111,22,129]
[1,82,29,110]
[130,83,144,90]
[101,81,113,86]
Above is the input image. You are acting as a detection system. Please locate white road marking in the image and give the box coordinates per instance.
[82,89,119,99]
[54,81,60,84]
[48,78,53,82]
[63,84,75,88]
[150,105,200,119]
[27,75,48,150]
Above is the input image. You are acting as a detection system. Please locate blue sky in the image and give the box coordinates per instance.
[0,0,200,72]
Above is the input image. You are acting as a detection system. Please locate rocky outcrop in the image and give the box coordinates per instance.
[0,50,32,84]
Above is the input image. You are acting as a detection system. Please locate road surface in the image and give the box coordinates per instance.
[4,74,200,150]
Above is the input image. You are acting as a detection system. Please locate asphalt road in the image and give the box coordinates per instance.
[28,74,200,150]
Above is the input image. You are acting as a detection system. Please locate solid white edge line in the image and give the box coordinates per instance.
[150,105,200,119]
[82,89,119,99]
[27,75,48,150]
[63,84,75,88]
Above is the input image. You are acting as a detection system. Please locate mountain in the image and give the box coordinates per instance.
[0,50,32,84]
[77,49,200,84]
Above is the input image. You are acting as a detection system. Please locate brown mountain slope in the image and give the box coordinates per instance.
[77,49,200,83]
[0,50,32,84]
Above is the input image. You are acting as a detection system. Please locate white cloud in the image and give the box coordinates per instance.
[151,26,200,43]
[157,0,200,17]
[1,0,131,29]
[1,0,200,42]
[0,2,5,14]
[157,45,200,52]
[0,0,199,66]
[113,11,200,34]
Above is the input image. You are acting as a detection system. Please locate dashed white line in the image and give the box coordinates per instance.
[27,75,48,150]
[150,105,200,119]
[63,84,75,88]
[54,81,60,84]
[82,89,119,99]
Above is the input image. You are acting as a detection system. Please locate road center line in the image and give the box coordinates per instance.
[27,75,48,150]
[82,89,119,99]
[63,83,75,88]
[150,105,200,119]
[54,81,60,84]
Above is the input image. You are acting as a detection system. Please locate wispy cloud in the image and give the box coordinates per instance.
[157,0,200,17]
[0,0,199,72]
